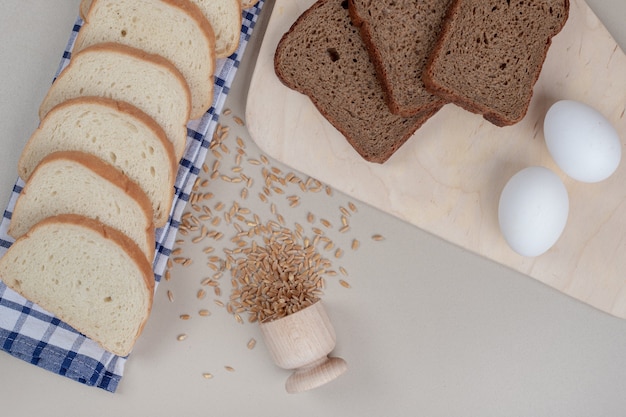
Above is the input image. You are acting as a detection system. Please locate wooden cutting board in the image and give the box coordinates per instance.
[246,0,626,319]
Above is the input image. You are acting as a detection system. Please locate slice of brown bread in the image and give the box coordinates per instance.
[423,0,569,126]
[274,0,441,164]
[348,0,452,117]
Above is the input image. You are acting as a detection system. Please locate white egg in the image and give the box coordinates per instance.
[544,100,622,183]
[498,166,569,257]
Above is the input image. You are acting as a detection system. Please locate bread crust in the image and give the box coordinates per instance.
[79,0,91,20]
[241,0,260,8]
[423,0,570,126]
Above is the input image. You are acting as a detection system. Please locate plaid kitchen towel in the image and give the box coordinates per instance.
[0,1,265,393]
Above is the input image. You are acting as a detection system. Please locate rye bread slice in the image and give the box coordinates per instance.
[423,0,569,126]
[348,0,452,117]
[274,0,440,164]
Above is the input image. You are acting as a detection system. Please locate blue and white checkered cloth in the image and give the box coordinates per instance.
[0,1,265,393]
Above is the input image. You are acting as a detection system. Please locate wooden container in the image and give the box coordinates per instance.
[259,301,347,393]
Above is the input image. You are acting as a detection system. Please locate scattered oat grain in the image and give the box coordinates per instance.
[247,338,257,350]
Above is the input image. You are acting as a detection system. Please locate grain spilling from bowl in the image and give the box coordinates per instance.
[227,220,328,323]
[163,110,387,379]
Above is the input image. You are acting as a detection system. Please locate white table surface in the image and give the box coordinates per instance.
[1,1,626,416]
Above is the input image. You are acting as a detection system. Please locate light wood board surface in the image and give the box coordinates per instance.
[246,0,626,319]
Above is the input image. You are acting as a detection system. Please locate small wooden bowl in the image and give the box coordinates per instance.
[259,300,347,393]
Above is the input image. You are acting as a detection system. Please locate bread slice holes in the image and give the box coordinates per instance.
[109,151,117,163]
[327,48,340,62]
[104,296,113,303]
[121,29,127,37]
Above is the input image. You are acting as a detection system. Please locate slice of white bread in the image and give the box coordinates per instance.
[39,43,191,161]
[0,214,154,357]
[75,0,216,119]
[190,0,242,58]
[9,151,155,262]
[79,0,240,59]
[20,97,176,227]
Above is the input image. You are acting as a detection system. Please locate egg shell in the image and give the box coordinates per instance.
[498,166,569,257]
[544,100,622,183]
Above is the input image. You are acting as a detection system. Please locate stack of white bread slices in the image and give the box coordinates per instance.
[0,0,254,357]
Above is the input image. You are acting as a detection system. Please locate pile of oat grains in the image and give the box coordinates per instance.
[163,110,384,379]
